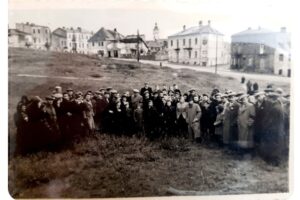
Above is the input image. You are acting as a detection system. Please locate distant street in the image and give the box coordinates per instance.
[115,58,291,84]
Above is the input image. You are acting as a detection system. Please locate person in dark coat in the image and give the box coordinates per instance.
[57,93,73,141]
[121,100,134,135]
[111,101,124,135]
[162,99,176,137]
[140,82,153,98]
[200,94,211,142]
[223,92,240,150]
[259,92,285,166]
[144,100,159,140]
[14,104,29,155]
[16,95,30,113]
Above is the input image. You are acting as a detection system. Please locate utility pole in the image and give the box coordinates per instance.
[137,29,140,62]
[215,34,218,74]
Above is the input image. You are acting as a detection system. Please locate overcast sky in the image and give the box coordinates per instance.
[8,0,296,41]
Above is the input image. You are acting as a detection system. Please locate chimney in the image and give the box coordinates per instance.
[280,27,286,32]
[208,20,211,26]
[183,25,186,30]
[114,28,117,32]
[199,20,203,27]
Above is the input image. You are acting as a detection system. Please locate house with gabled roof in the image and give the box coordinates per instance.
[168,20,230,66]
[8,29,33,48]
[88,27,124,57]
[231,27,291,76]
[51,27,67,52]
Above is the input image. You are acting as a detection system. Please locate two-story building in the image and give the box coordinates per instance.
[231,27,291,76]
[15,22,51,50]
[64,27,92,54]
[168,20,230,66]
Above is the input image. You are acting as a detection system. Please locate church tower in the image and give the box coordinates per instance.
[153,22,159,41]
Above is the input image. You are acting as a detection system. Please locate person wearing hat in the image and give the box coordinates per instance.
[44,95,60,146]
[66,88,74,101]
[223,91,240,150]
[173,84,181,95]
[142,90,152,112]
[186,97,202,142]
[258,91,285,166]
[131,89,143,110]
[140,82,153,98]
[200,93,211,141]
[99,88,106,96]
[237,94,256,155]
[187,89,196,102]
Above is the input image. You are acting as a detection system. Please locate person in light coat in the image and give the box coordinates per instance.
[176,96,188,138]
[237,94,256,153]
[186,96,201,142]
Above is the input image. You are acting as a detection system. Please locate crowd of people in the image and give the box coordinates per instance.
[14,82,290,166]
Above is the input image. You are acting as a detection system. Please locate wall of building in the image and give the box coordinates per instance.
[168,33,229,66]
[51,35,67,52]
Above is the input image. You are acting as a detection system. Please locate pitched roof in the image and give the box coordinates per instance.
[8,29,31,36]
[232,28,291,55]
[52,28,67,38]
[88,27,124,42]
[168,25,223,38]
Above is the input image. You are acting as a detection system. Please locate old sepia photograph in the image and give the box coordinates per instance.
[8,0,293,199]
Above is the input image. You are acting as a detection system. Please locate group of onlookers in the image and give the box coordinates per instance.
[14,82,290,166]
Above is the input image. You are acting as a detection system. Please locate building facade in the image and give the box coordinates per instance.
[168,20,230,66]
[15,22,51,50]
[8,29,33,48]
[231,27,291,76]
[64,27,92,54]
[51,28,67,52]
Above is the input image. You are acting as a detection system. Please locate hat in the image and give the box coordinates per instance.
[104,91,110,95]
[99,88,105,91]
[264,88,274,93]
[133,89,139,93]
[221,93,228,98]
[267,92,280,98]
[202,93,209,97]
[189,89,195,92]
[106,87,113,91]
[53,93,63,98]
[66,88,73,91]
[45,95,55,100]
[95,90,102,94]
[228,92,237,97]
[111,89,117,94]
[275,88,284,94]
[235,92,244,97]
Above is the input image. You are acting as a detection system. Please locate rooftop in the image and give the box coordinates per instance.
[88,27,124,42]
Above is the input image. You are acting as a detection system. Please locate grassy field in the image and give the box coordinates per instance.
[8,48,290,198]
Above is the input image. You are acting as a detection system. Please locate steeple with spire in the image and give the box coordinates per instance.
[153,22,159,41]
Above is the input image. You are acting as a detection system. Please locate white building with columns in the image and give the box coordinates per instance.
[168,20,230,66]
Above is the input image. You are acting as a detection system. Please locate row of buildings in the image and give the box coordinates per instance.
[8,21,291,76]
[167,20,291,76]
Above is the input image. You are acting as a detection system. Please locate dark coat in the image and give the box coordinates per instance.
[223,101,239,145]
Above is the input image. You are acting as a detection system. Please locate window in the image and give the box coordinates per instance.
[171,40,173,46]
[33,29,35,34]
[202,39,208,45]
[98,42,101,46]
[259,44,264,54]
[195,38,198,45]
[183,39,185,46]
[38,29,40,34]
[33,38,36,43]
[92,42,94,47]
[101,42,104,46]
[188,38,191,46]
[248,58,253,66]
[69,42,72,47]
[45,29,48,34]
[188,50,191,58]
[176,40,179,47]
[279,54,284,61]
[195,51,197,58]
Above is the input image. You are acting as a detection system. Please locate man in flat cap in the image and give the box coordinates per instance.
[131,89,143,110]
[66,88,75,101]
